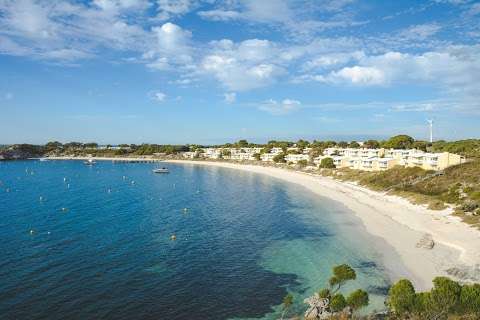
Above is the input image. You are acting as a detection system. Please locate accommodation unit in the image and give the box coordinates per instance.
[285,153,310,164]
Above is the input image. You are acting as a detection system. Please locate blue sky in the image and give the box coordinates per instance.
[0,0,479,144]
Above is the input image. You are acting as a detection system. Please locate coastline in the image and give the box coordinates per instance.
[164,159,480,290]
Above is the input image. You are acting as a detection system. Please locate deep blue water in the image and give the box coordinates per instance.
[0,160,392,319]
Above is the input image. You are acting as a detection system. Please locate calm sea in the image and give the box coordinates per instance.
[0,160,393,319]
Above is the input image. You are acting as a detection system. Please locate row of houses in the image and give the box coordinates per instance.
[320,147,465,171]
[182,146,465,171]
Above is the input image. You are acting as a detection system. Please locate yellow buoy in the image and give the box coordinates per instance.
[170,234,177,241]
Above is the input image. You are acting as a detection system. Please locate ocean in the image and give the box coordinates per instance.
[0,160,393,319]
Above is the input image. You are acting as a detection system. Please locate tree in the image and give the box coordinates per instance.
[296,139,310,149]
[253,153,261,161]
[428,276,461,319]
[237,139,249,147]
[318,288,331,299]
[382,135,414,149]
[338,141,348,148]
[330,293,347,312]
[329,264,356,293]
[346,289,369,312]
[388,279,416,316]
[363,139,380,149]
[281,293,293,320]
[319,157,335,169]
[349,141,360,148]
[412,140,428,152]
[45,141,63,152]
[273,153,286,163]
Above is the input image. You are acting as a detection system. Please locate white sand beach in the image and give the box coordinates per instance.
[165,160,480,290]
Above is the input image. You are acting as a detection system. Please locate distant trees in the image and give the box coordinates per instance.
[319,157,335,169]
[253,153,261,161]
[363,139,380,149]
[382,135,415,149]
[45,141,63,152]
[349,141,360,148]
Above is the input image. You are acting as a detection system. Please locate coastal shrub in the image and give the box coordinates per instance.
[330,293,347,312]
[426,277,461,319]
[273,153,286,163]
[281,293,293,320]
[388,279,416,316]
[459,284,480,315]
[329,264,356,293]
[297,159,308,167]
[253,153,261,161]
[346,289,369,312]
[320,157,335,169]
[318,288,331,299]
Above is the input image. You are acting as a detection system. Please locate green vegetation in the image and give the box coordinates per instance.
[273,153,286,163]
[381,135,415,149]
[280,293,293,320]
[320,157,336,169]
[387,277,480,320]
[279,266,480,319]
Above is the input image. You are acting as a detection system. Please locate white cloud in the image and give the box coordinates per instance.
[323,66,386,85]
[155,0,196,21]
[224,92,236,104]
[201,38,285,91]
[151,91,166,102]
[398,23,442,40]
[258,98,301,115]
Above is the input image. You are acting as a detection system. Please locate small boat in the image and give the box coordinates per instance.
[153,167,169,174]
[84,159,96,165]
[39,158,49,162]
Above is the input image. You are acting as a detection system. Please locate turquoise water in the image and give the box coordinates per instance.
[0,160,392,319]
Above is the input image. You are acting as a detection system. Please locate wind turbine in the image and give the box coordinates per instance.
[427,119,433,143]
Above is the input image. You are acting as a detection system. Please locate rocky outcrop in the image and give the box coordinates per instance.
[0,144,45,160]
[416,233,435,249]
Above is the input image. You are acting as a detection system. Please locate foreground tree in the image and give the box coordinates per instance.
[346,289,369,313]
[387,279,416,317]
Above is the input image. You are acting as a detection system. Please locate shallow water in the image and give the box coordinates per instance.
[0,160,393,319]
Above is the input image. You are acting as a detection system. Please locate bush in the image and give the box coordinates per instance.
[346,289,369,312]
[429,277,462,319]
[273,153,286,163]
[297,159,308,167]
[330,293,347,312]
[320,157,335,169]
[388,279,416,316]
[459,284,480,315]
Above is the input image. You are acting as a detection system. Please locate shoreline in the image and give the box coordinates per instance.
[164,159,480,290]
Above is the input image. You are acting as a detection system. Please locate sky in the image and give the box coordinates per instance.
[0,0,479,145]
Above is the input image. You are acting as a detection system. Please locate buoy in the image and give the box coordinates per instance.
[67,184,70,188]
[107,189,111,193]
[131,181,135,185]
[6,188,10,192]
[61,207,68,212]
[47,231,51,235]
[29,229,34,235]
[170,234,177,241]
[39,196,43,201]
[64,177,67,182]
[123,176,126,180]
[183,208,188,213]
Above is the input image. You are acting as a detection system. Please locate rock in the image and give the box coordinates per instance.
[416,233,435,249]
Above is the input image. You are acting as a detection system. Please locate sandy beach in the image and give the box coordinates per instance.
[165,159,480,290]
